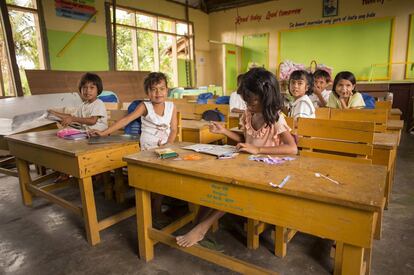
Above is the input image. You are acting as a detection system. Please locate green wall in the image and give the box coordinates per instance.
[225,44,238,93]
[406,14,414,79]
[47,30,109,71]
[242,33,269,72]
[279,18,393,80]
[178,58,194,87]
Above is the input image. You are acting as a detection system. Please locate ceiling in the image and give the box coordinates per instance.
[167,0,273,13]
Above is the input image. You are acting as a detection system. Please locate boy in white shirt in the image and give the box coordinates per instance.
[288,70,315,119]
[309,69,332,108]
[229,74,247,114]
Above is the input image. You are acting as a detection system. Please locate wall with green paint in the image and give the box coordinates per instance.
[406,14,414,79]
[178,58,195,87]
[48,30,109,71]
[241,33,269,73]
[225,44,238,93]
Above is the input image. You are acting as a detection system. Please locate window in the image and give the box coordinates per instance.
[110,6,194,87]
[6,0,46,95]
[0,18,14,96]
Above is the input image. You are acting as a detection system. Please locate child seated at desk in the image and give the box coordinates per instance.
[326,71,365,109]
[48,73,108,182]
[288,70,316,119]
[229,74,247,114]
[90,72,178,224]
[176,68,297,248]
[310,69,332,108]
[48,73,108,131]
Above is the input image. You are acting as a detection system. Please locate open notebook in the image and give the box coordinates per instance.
[182,144,238,159]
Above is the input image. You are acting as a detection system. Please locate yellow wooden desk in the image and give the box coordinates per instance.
[6,130,139,246]
[387,119,404,144]
[372,132,399,209]
[124,143,386,275]
[182,120,225,144]
[389,108,402,120]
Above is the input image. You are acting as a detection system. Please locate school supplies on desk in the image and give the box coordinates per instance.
[57,128,87,140]
[182,144,238,159]
[88,135,140,144]
[155,148,178,159]
[269,175,291,188]
[249,155,295,165]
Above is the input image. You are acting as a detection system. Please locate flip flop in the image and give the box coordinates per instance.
[198,236,225,252]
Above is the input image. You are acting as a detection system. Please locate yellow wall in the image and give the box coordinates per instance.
[209,0,414,83]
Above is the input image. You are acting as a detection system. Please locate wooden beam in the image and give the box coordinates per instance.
[149,228,278,275]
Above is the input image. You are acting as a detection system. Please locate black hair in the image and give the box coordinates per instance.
[237,67,283,126]
[236,74,244,87]
[78,73,103,95]
[144,72,168,94]
[313,69,331,83]
[288,70,313,96]
[332,71,357,97]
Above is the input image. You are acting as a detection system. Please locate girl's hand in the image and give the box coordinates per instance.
[89,130,107,137]
[61,116,73,127]
[209,121,225,134]
[236,143,260,154]
[313,85,322,96]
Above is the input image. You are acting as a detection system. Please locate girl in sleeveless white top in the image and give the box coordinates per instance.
[140,101,174,150]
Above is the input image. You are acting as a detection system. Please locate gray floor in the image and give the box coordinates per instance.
[0,133,413,275]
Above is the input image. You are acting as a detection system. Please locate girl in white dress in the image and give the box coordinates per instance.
[91,72,177,223]
[91,72,178,149]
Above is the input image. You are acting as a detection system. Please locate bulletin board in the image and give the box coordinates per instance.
[278,17,394,80]
[242,33,269,72]
[405,14,414,79]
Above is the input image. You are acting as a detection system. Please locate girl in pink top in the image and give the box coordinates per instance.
[176,68,297,248]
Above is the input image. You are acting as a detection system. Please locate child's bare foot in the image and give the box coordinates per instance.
[176,226,206,247]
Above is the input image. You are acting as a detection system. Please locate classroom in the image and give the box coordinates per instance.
[0,0,413,274]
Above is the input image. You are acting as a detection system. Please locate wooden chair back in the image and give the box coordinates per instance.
[175,111,182,142]
[330,108,388,133]
[297,118,375,164]
[315,107,331,119]
[375,100,392,109]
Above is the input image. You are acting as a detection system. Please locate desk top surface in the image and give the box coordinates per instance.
[6,130,138,157]
[390,108,402,115]
[373,132,399,149]
[387,119,404,129]
[124,143,386,212]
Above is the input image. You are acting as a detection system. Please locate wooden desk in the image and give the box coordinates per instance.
[124,144,386,275]
[372,132,399,209]
[387,119,404,144]
[6,130,139,246]
[182,120,225,144]
[389,108,402,120]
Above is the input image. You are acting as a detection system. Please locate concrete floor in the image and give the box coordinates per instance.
[0,133,413,275]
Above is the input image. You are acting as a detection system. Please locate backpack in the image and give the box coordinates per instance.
[197,92,214,104]
[215,96,230,104]
[124,100,142,135]
[361,93,375,109]
[202,109,225,122]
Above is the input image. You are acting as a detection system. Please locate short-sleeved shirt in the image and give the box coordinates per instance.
[309,89,331,108]
[76,99,108,131]
[288,95,316,119]
[229,91,247,112]
[241,111,291,147]
[326,92,366,109]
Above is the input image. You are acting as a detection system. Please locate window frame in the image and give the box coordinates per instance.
[107,4,195,87]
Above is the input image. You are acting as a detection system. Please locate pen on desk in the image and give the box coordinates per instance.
[278,175,291,188]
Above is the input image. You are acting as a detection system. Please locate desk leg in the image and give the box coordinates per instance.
[78,177,100,246]
[246,219,260,250]
[135,188,154,261]
[342,243,364,275]
[15,158,33,206]
[114,168,125,203]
